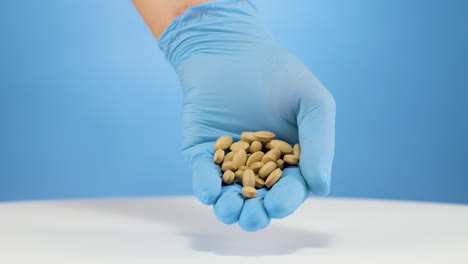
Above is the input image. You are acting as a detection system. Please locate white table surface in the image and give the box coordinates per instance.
[0,196,467,264]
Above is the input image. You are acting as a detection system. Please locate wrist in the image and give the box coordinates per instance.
[132,0,214,39]
[159,0,274,69]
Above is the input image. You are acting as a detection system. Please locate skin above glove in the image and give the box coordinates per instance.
[135,0,336,231]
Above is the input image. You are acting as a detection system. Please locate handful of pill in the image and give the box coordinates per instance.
[213,131,300,198]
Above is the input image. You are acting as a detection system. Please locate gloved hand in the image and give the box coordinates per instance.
[159,0,335,231]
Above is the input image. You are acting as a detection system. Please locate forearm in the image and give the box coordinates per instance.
[132,0,213,39]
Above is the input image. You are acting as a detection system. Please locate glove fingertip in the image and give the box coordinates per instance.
[300,165,330,196]
[238,191,270,232]
[312,181,330,196]
[213,185,243,224]
[194,185,222,205]
[264,167,309,219]
[191,157,223,205]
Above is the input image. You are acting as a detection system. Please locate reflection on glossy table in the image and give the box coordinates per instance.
[1,196,467,263]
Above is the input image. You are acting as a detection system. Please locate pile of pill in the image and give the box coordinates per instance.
[213,131,300,198]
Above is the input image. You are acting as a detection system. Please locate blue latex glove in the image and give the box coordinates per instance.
[159,0,335,231]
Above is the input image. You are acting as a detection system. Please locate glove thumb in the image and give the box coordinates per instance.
[297,89,336,196]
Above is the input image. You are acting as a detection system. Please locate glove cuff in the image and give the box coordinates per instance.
[158,0,273,69]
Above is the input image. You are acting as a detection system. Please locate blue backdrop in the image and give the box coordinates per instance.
[1,0,467,203]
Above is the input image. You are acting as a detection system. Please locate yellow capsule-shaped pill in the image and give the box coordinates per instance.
[241,131,256,144]
[258,161,277,178]
[222,170,235,184]
[214,135,233,151]
[254,131,276,143]
[224,151,235,162]
[261,148,281,164]
[221,161,237,172]
[243,169,255,188]
[283,154,299,165]
[265,168,283,188]
[269,139,293,154]
[235,169,244,183]
[232,149,247,168]
[255,176,265,189]
[276,159,284,170]
[249,140,263,153]
[249,161,264,173]
[213,149,224,164]
[242,186,257,198]
[246,151,264,166]
[230,141,250,152]
[293,143,301,158]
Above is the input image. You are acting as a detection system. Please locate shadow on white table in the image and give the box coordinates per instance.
[1,196,468,263]
[70,197,332,256]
